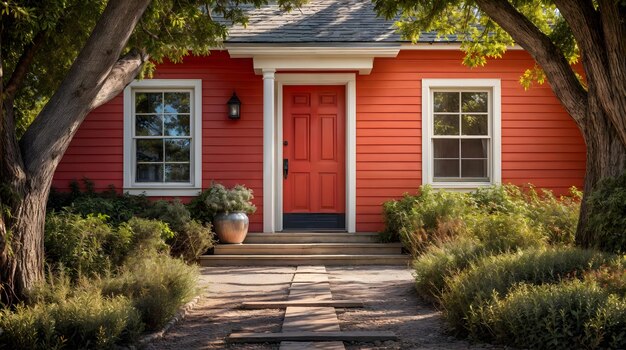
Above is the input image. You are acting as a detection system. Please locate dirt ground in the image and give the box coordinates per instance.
[146,266,500,350]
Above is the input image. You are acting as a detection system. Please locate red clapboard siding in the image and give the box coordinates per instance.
[354,50,585,232]
[52,52,264,232]
[53,49,586,234]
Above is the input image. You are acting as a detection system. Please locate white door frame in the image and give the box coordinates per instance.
[274,73,357,232]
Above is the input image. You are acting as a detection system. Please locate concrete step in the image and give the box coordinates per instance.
[244,232,380,244]
[214,243,402,255]
[198,254,409,266]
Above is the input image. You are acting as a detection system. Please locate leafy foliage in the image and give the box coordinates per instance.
[101,254,198,330]
[585,173,626,254]
[468,280,626,349]
[441,247,608,335]
[0,274,143,350]
[372,0,579,88]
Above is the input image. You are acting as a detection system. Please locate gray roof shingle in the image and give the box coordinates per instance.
[224,0,449,44]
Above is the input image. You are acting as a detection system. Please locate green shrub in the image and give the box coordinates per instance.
[586,173,626,253]
[382,186,469,254]
[189,183,256,224]
[469,184,527,215]
[584,257,626,297]
[524,187,580,246]
[0,282,142,350]
[468,280,626,349]
[168,220,214,262]
[101,254,198,330]
[466,212,546,252]
[441,247,608,335]
[413,236,487,303]
[119,217,173,258]
[144,200,215,262]
[44,212,114,279]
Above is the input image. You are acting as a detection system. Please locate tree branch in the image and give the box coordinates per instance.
[91,48,149,109]
[474,0,588,128]
[19,0,151,185]
[3,31,46,101]
[553,0,626,147]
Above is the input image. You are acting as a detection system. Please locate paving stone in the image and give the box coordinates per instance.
[280,341,345,350]
[282,307,340,332]
[293,273,329,283]
[288,282,332,301]
[226,331,399,343]
[296,266,328,274]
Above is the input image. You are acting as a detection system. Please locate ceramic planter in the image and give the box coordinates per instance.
[213,212,249,244]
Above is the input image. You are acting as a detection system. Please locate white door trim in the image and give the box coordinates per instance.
[274,73,357,233]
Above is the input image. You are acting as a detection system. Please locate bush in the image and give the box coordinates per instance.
[468,280,626,349]
[441,247,608,334]
[586,173,626,253]
[466,212,546,252]
[101,254,198,330]
[413,236,487,303]
[523,187,580,246]
[144,200,215,262]
[382,186,469,254]
[584,257,626,297]
[0,277,143,350]
[44,212,114,279]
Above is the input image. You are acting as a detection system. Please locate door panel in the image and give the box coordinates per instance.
[283,86,345,221]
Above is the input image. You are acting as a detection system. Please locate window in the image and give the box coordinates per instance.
[422,79,501,188]
[123,80,202,196]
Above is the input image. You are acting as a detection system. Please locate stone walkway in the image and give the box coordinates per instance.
[147,266,496,349]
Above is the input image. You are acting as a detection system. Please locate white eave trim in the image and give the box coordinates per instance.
[227,46,400,75]
[227,46,400,57]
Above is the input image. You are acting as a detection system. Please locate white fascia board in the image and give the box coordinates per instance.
[227,45,400,58]
[254,56,374,75]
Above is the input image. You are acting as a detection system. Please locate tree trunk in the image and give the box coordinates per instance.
[576,91,626,248]
[1,0,150,304]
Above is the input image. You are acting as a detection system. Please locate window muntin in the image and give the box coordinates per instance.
[432,90,490,182]
[133,90,193,184]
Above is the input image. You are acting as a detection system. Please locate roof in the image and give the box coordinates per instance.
[224,0,448,44]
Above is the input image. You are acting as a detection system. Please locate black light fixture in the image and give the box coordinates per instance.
[227,92,241,120]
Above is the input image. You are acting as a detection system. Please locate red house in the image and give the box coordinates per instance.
[52,1,585,234]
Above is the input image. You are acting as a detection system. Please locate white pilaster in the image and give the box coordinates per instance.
[263,69,276,232]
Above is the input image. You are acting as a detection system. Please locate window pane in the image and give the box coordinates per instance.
[461,92,488,112]
[135,93,162,113]
[165,139,190,162]
[434,114,459,135]
[164,114,190,136]
[462,159,488,178]
[433,139,460,158]
[461,139,489,158]
[164,92,191,113]
[136,139,163,162]
[434,159,460,178]
[461,115,488,135]
[136,114,162,136]
[433,92,459,113]
[165,164,190,182]
[136,164,163,182]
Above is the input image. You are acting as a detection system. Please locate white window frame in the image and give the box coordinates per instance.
[422,79,501,189]
[123,79,202,196]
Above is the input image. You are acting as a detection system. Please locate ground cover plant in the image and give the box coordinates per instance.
[383,184,626,349]
[0,180,217,348]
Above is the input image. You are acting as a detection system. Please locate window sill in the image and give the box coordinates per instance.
[427,182,496,191]
[124,188,202,197]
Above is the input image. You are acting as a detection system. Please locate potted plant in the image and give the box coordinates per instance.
[190,183,256,244]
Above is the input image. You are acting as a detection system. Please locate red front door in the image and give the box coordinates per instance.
[283,86,345,229]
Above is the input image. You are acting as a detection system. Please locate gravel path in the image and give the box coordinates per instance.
[146,266,498,350]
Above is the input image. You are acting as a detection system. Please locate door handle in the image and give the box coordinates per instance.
[283,159,289,179]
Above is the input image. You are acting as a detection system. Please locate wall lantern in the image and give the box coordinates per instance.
[227,92,241,120]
